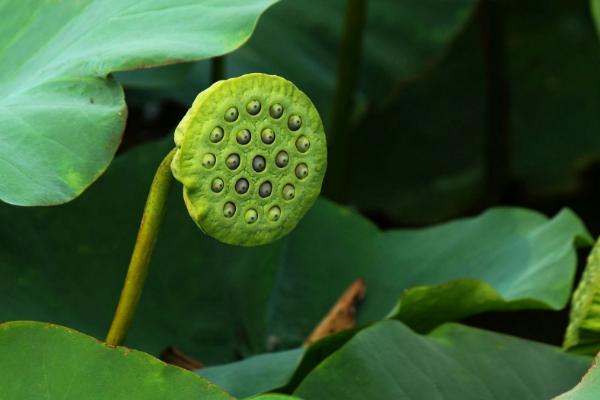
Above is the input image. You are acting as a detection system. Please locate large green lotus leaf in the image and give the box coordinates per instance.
[117,0,476,122]
[0,138,590,364]
[0,0,276,206]
[294,321,590,399]
[0,321,233,400]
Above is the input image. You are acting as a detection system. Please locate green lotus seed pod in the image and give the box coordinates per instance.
[172,73,327,247]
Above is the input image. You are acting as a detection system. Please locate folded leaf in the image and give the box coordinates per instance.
[294,321,590,399]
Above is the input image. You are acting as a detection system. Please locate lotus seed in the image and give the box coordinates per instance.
[269,103,283,119]
[211,178,224,193]
[275,151,289,168]
[245,208,258,224]
[225,106,239,122]
[236,129,251,145]
[268,206,281,221]
[210,126,224,143]
[259,181,272,198]
[282,184,295,200]
[226,153,240,170]
[288,114,302,131]
[223,202,236,218]
[296,136,310,153]
[253,155,266,172]
[261,128,276,144]
[235,178,249,194]
[295,163,309,180]
[246,100,261,115]
[202,153,216,169]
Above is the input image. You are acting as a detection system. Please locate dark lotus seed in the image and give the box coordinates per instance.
[259,181,272,198]
[268,206,281,221]
[295,163,309,180]
[235,178,249,194]
[226,154,240,170]
[246,100,261,115]
[269,103,283,119]
[245,208,258,224]
[236,129,251,145]
[224,106,239,122]
[210,126,224,143]
[211,178,224,193]
[223,202,236,218]
[253,155,266,172]
[288,114,302,131]
[261,128,276,144]
[275,151,289,168]
[202,153,216,169]
[295,136,310,153]
[282,184,295,200]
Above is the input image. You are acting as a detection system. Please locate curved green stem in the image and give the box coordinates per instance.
[106,148,177,347]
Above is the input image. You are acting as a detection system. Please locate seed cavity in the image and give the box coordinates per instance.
[295,163,309,180]
[253,155,266,172]
[236,129,251,145]
[225,106,239,122]
[259,181,272,198]
[223,202,236,218]
[246,100,261,115]
[296,136,310,153]
[282,184,295,200]
[288,114,302,131]
[226,153,240,170]
[235,178,249,194]
[268,206,281,221]
[269,103,284,119]
[202,153,216,169]
[211,178,224,193]
[210,126,224,143]
[245,208,258,224]
[261,128,276,144]
[275,151,289,168]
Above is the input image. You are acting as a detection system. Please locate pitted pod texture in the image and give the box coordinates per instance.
[172,73,327,246]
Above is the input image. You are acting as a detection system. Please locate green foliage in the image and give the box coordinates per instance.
[294,321,589,399]
[556,354,600,399]
[0,138,590,362]
[0,321,233,400]
[565,236,600,354]
[0,0,276,206]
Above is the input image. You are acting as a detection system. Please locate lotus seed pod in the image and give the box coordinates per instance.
[172,73,327,246]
